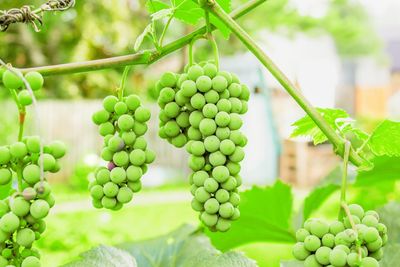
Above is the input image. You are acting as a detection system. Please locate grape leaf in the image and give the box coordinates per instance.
[205,181,296,251]
[134,24,153,52]
[380,243,400,267]
[291,108,368,145]
[303,184,340,220]
[378,202,400,244]
[119,224,257,267]
[63,245,137,267]
[151,8,175,20]
[355,156,400,186]
[368,120,400,157]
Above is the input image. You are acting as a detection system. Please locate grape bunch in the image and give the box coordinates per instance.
[156,61,249,232]
[90,94,156,210]
[0,137,66,267]
[1,68,44,106]
[293,204,388,267]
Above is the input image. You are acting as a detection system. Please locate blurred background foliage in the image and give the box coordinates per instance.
[0,0,379,99]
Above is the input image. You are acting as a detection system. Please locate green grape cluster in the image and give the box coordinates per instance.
[156,61,249,232]
[90,94,156,210]
[1,69,44,107]
[293,204,388,267]
[0,137,66,267]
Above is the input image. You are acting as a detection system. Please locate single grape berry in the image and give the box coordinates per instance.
[25,71,44,91]
[2,69,23,89]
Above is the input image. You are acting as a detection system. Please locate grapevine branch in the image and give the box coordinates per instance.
[17,0,266,76]
[0,0,75,32]
[205,0,366,167]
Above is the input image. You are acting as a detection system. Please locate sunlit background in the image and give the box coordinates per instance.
[0,0,399,266]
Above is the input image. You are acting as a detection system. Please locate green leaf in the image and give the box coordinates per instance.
[119,224,257,267]
[209,0,232,38]
[174,1,204,25]
[134,24,153,52]
[151,8,174,21]
[378,202,400,244]
[291,108,369,146]
[63,245,137,267]
[380,243,400,267]
[205,181,296,251]
[355,156,400,186]
[369,120,400,157]
[303,184,340,220]
[146,0,170,13]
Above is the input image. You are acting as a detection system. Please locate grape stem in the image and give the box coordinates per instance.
[118,66,131,100]
[7,88,26,141]
[16,166,24,193]
[339,141,351,220]
[341,201,363,260]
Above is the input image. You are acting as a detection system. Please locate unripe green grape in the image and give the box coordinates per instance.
[364,210,379,221]
[181,80,197,97]
[23,164,40,184]
[202,104,218,119]
[369,248,383,261]
[18,90,33,106]
[101,148,113,161]
[90,185,104,199]
[103,95,118,112]
[0,147,11,165]
[125,95,141,111]
[187,65,204,81]
[216,99,232,113]
[121,131,136,146]
[229,130,244,145]
[164,102,180,118]
[321,233,335,248]
[362,215,379,228]
[240,84,250,101]
[309,219,329,238]
[92,110,110,125]
[0,169,11,185]
[195,75,212,93]
[347,204,364,219]
[2,69,23,89]
[145,149,156,164]
[220,90,230,100]
[114,102,128,115]
[204,198,220,214]
[101,196,117,209]
[1,248,12,259]
[190,184,198,196]
[113,151,129,167]
[177,74,188,88]
[219,139,235,155]
[344,215,361,229]
[346,252,360,267]
[164,121,180,137]
[176,112,190,128]
[221,176,237,191]
[204,178,219,193]
[133,121,148,136]
[377,223,387,235]
[366,236,382,252]
[200,212,218,227]
[10,142,28,158]
[191,198,204,212]
[229,193,240,207]
[209,151,226,166]
[99,122,115,136]
[193,171,208,187]
[204,90,219,104]
[203,135,220,152]
[334,232,350,246]
[48,141,66,159]
[304,255,322,267]
[214,112,230,127]
[296,228,310,242]
[212,76,228,92]
[126,165,143,182]
[335,244,350,254]
[171,133,187,148]
[215,189,229,203]
[329,221,345,235]
[216,218,231,232]
[364,227,379,243]
[199,118,216,136]
[135,107,151,122]
[174,90,189,107]
[229,147,244,163]
[228,113,243,130]
[159,87,175,103]
[240,100,248,114]
[0,230,8,243]
[103,182,119,198]
[25,71,44,91]
[10,197,30,217]
[187,127,202,141]
[108,136,125,152]
[189,111,204,128]
[329,249,347,267]
[229,98,242,114]
[128,181,142,192]
[44,193,55,208]
[212,166,229,183]
[304,235,321,252]
[360,257,379,267]
[218,71,232,85]
[216,127,230,140]
[292,242,310,260]
[203,63,218,78]
[160,71,177,87]
[110,167,127,183]
[42,153,56,171]
[195,187,210,203]
[112,202,123,211]
[118,114,134,131]
[228,83,242,97]
[188,155,205,171]
[117,187,133,203]
[0,201,9,217]
[190,93,206,110]
[30,199,50,219]
[315,246,331,265]
[16,228,35,247]
[219,202,234,218]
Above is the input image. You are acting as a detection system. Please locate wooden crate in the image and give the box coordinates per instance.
[279,139,339,187]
